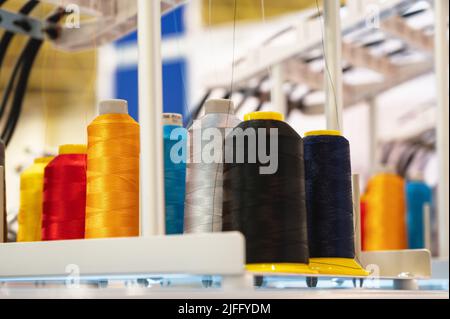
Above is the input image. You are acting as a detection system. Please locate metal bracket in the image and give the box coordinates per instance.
[360,249,432,279]
[0,9,45,39]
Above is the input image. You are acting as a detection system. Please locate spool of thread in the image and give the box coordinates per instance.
[364,171,407,251]
[406,173,432,249]
[304,131,367,276]
[222,111,312,274]
[0,139,5,243]
[360,195,368,251]
[304,131,355,258]
[184,99,241,233]
[163,113,187,235]
[17,157,54,242]
[42,145,87,241]
[85,99,140,238]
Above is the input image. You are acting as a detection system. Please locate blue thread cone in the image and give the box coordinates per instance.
[163,122,187,235]
[406,180,432,249]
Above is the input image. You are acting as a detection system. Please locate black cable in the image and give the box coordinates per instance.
[255,98,265,112]
[0,0,6,240]
[0,35,34,119]
[0,0,40,122]
[402,8,427,18]
[42,7,71,39]
[46,7,68,23]
[397,143,420,177]
[343,64,353,73]
[362,39,386,48]
[387,46,408,57]
[285,84,301,117]
[222,91,232,100]
[291,89,312,112]
[17,0,38,13]
[2,39,42,145]
[0,138,4,243]
[302,54,323,64]
[2,7,68,146]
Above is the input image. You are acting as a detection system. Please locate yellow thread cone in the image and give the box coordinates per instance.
[364,173,407,251]
[17,157,54,242]
[85,113,140,238]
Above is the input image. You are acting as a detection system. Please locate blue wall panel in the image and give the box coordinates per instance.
[114,59,187,123]
[115,68,139,121]
[113,6,187,122]
[162,59,188,115]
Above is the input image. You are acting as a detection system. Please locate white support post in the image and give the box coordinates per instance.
[138,0,166,236]
[434,0,449,258]
[352,174,362,261]
[423,203,432,252]
[0,167,4,243]
[271,64,288,116]
[368,97,378,174]
[323,0,344,132]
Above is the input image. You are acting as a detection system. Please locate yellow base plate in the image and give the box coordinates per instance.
[304,130,341,137]
[246,263,319,275]
[309,258,369,277]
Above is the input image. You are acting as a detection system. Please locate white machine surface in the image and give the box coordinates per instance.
[0,286,448,299]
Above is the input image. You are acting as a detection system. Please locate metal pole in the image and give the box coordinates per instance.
[138,0,165,236]
[423,203,432,252]
[434,0,449,258]
[323,0,344,132]
[352,174,362,261]
[0,167,4,243]
[368,97,378,174]
[271,64,288,116]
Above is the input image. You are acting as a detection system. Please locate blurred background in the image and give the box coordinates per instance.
[0,0,445,254]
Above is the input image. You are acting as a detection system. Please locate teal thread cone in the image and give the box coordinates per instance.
[163,121,187,235]
[406,180,432,249]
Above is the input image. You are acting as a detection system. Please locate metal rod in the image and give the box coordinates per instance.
[368,97,378,174]
[434,0,449,258]
[0,167,4,243]
[423,203,432,252]
[270,64,288,116]
[323,0,344,132]
[352,174,362,261]
[138,0,165,236]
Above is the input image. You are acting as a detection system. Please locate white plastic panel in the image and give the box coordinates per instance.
[0,232,245,279]
[360,249,432,279]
